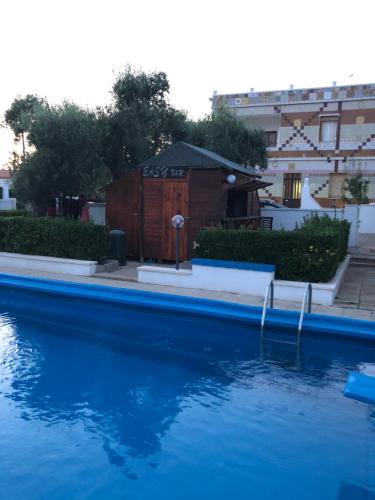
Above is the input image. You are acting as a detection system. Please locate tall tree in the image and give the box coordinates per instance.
[4,94,47,158]
[99,67,189,179]
[12,102,111,214]
[188,107,268,169]
[6,69,268,213]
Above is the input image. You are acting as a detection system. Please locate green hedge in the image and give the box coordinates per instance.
[0,209,29,217]
[0,217,108,262]
[299,214,350,262]
[195,216,350,283]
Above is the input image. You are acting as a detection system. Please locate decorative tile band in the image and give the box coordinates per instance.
[212,83,375,108]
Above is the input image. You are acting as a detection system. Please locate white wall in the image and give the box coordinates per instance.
[261,205,359,247]
[0,177,16,210]
[138,263,274,298]
[358,204,375,233]
[0,252,98,276]
[0,198,17,210]
[138,257,350,306]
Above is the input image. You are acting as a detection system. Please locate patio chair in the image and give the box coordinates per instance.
[260,216,273,230]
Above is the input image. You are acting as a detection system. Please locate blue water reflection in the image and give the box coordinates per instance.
[0,309,374,500]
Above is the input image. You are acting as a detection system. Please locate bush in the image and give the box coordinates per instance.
[0,217,108,261]
[299,214,350,262]
[195,216,350,283]
[0,209,29,217]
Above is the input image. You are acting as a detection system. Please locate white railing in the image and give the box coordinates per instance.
[261,280,274,329]
[298,283,312,333]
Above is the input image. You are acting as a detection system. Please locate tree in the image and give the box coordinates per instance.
[4,94,47,158]
[342,171,370,204]
[6,69,268,212]
[187,107,268,169]
[12,102,111,214]
[99,67,189,179]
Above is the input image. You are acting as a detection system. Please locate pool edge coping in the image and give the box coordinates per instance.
[0,272,373,342]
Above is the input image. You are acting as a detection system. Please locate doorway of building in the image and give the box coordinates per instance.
[283,173,302,208]
[226,190,248,218]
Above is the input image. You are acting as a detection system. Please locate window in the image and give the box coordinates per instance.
[329,173,346,198]
[264,131,277,148]
[319,116,338,142]
[283,173,302,208]
[356,115,365,125]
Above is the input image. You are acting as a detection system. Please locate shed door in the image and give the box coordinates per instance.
[162,181,189,261]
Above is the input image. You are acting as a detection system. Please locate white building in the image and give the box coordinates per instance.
[212,83,375,207]
[0,169,16,210]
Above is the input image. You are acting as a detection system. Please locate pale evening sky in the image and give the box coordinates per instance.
[0,0,374,167]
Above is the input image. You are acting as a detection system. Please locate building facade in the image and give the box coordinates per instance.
[212,83,375,207]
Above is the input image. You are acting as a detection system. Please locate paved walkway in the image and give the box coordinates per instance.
[336,233,375,311]
[96,260,192,282]
[0,265,374,322]
[351,233,375,256]
[335,265,375,310]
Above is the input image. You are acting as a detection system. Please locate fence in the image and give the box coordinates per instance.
[260,205,359,247]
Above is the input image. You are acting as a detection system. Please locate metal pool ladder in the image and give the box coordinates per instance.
[261,281,312,333]
[298,283,312,333]
[260,280,299,359]
[261,280,274,329]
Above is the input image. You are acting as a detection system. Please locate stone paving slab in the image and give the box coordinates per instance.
[335,265,375,311]
[95,260,192,282]
[351,233,375,256]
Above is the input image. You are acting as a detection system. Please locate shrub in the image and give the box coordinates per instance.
[0,209,29,217]
[0,217,108,261]
[195,216,350,283]
[299,214,350,261]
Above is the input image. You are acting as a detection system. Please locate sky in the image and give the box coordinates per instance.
[0,0,374,167]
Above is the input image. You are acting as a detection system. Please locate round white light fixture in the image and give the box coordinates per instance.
[226,174,236,184]
[171,214,185,228]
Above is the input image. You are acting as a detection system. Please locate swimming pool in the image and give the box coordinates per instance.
[0,274,374,499]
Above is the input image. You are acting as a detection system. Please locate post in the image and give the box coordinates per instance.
[139,173,144,263]
[171,214,185,271]
[175,221,180,270]
[332,198,337,218]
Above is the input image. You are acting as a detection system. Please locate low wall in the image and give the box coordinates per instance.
[138,256,351,306]
[0,252,98,276]
[0,198,17,211]
[261,206,359,247]
[138,259,275,298]
[273,255,350,305]
[358,204,375,233]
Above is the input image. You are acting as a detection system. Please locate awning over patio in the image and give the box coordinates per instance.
[228,179,273,192]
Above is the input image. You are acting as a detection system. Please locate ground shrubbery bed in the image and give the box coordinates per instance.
[0,217,108,261]
[195,215,350,283]
[0,209,29,217]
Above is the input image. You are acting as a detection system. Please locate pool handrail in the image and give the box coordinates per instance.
[261,280,274,329]
[298,283,312,333]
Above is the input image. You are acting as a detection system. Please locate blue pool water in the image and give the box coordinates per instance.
[0,280,374,499]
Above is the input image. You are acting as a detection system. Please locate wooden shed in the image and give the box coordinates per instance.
[105,142,272,261]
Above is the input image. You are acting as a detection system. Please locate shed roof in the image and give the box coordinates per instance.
[140,142,258,176]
